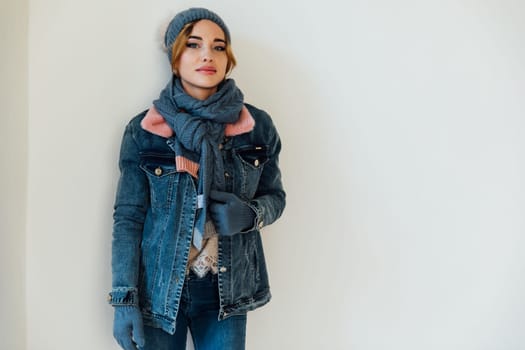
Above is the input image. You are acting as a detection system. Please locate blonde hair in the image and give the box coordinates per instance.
[170,22,237,77]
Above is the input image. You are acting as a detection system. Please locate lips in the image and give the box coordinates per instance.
[196,66,217,74]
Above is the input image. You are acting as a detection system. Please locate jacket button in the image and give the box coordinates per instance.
[258,220,264,229]
[107,294,112,302]
[224,172,230,177]
[154,167,163,176]
[254,159,260,167]
[219,266,227,273]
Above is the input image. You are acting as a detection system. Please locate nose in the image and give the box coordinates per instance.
[201,46,213,62]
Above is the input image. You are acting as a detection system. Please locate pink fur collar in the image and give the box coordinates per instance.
[141,105,255,138]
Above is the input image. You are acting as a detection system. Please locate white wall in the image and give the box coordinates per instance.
[0,0,28,349]
[23,0,525,349]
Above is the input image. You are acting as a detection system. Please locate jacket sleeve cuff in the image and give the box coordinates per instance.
[239,201,264,233]
[107,287,139,306]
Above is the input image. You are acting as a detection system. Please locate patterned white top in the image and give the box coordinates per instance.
[187,221,219,277]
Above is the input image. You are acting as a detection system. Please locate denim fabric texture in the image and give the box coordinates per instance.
[109,103,286,335]
[139,272,247,350]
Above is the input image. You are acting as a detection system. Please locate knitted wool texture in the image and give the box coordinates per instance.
[152,78,244,250]
[164,7,231,63]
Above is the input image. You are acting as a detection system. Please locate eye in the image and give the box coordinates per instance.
[214,46,226,52]
[186,42,199,49]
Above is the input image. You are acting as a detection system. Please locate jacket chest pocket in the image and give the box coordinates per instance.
[139,154,179,210]
[233,145,268,199]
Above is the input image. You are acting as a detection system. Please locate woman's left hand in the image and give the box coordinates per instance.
[209,190,256,235]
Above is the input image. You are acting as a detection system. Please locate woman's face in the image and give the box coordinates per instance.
[175,19,228,100]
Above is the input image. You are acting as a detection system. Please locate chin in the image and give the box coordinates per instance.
[199,81,222,90]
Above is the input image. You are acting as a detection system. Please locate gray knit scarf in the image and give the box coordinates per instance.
[153,77,244,249]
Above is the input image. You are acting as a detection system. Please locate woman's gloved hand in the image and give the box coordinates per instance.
[209,190,256,236]
[113,306,145,350]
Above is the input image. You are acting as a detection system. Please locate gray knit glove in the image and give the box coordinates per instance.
[113,306,145,350]
[209,190,256,235]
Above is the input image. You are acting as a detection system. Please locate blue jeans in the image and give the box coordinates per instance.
[140,272,247,350]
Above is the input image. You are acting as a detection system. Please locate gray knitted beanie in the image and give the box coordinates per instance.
[165,8,231,63]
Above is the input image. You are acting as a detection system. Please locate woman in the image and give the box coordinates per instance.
[108,7,285,350]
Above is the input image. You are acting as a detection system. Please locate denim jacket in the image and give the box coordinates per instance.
[108,103,285,334]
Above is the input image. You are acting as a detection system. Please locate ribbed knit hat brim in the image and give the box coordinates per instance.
[165,7,230,63]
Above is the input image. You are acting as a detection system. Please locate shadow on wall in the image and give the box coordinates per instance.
[226,36,350,349]
[231,35,350,234]
[231,34,330,199]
